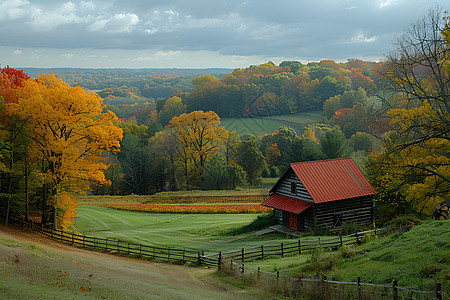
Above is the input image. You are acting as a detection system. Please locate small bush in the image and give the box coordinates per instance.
[301,249,339,275]
[386,214,424,227]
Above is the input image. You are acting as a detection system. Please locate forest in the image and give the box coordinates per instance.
[0,10,448,230]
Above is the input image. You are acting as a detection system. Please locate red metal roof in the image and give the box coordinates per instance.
[290,157,376,204]
[261,194,312,214]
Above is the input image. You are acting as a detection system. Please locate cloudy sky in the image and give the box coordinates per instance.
[0,0,447,69]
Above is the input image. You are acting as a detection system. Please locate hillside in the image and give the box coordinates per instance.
[244,219,449,293]
[0,225,269,299]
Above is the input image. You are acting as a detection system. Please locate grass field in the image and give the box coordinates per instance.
[243,220,449,292]
[0,228,272,299]
[74,206,298,253]
[221,111,322,136]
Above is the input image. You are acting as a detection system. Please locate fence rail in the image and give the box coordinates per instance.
[7,216,446,299]
[205,227,389,264]
[226,260,446,299]
[10,216,201,265]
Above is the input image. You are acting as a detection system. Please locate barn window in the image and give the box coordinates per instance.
[291,182,296,194]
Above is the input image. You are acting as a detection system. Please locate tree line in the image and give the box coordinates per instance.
[0,8,448,229]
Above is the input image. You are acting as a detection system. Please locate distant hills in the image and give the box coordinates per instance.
[21,67,234,79]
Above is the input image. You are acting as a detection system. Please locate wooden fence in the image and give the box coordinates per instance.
[204,228,388,264]
[8,216,446,299]
[225,260,446,300]
[10,216,201,265]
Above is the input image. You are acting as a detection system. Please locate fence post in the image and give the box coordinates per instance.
[241,264,244,274]
[218,252,222,270]
[281,243,284,257]
[277,271,280,286]
[257,267,260,277]
[261,245,264,260]
[71,233,74,245]
[356,232,360,244]
[60,230,63,242]
[105,239,108,252]
[321,275,326,297]
[139,244,142,257]
[241,248,245,263]
[167,248,170,262]
[198,251,201,265]
[339,232,343,247]
[127,243,130,255]
[435,282,442,300]
[298,240,301,254]
[392,280,398,300]
[357,276,361,300]
[83,235,85,248]
[183,249,186,264]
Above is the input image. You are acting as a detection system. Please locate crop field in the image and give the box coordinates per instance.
[221,111,322,136]
[77,188,271,206]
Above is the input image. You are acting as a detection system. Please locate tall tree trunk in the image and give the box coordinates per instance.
[41,183,47,225]
[25,153,29,221]
[4,151,13,226]
[52,188,57,230]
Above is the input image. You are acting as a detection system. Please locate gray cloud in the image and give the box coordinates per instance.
[0,0,447,68]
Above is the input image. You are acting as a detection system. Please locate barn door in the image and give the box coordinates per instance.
[289,213,298,230]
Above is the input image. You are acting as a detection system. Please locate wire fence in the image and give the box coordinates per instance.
[7,216,446,299]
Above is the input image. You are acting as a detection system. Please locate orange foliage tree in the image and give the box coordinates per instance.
[6,73,123,229]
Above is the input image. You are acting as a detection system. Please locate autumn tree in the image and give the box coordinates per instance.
[158,96,187,126]
[7,73,122,228]
[0,66,30,225]
[265,143,281,167]
[167,110,228,189]
[369,8,449,214]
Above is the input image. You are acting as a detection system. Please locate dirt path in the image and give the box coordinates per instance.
[0,224,263,299]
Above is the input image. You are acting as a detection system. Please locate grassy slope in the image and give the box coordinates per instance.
[244,220,449,292]
[0,229,271,299]
[221,111,322,136]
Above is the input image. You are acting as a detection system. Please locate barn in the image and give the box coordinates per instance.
[261,157,376,232]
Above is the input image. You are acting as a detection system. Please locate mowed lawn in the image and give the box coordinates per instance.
[74,206,295,254]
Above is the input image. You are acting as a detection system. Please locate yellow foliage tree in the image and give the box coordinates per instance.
[369,9,449,215]
[166,110,228,189]
[6,73,123,228]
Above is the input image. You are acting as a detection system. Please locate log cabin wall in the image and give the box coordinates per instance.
[272,169,313,202]
[314,196,373,230]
